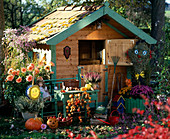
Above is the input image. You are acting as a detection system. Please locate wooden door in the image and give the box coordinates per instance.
[105,39,138,99]
[80,65,107,103]
[106,39,138,66]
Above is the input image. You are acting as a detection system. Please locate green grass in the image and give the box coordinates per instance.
[165,10,170,18]
[0,116,120,139]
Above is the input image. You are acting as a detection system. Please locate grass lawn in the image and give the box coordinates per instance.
[165,10,170,18]
[0,116,123,139]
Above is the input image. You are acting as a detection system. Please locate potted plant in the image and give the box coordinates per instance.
[81,71,101,90]
[14,96,44,120]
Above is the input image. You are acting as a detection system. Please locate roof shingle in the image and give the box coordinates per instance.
[29,5,103,43]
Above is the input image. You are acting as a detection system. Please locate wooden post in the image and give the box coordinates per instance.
[78,66,82,88]
[28,51,33,60]
[127,66,132,79]
[50,45,56,79]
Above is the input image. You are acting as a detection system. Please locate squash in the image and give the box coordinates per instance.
[47,116,58,129]
[37,117,44,123]
[25,117,42,131]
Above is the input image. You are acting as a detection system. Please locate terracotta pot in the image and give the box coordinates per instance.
[21,111,38,120]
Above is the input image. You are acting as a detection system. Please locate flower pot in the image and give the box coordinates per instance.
[21,111,38,120]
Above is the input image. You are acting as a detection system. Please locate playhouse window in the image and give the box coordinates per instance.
[79,40,105,65]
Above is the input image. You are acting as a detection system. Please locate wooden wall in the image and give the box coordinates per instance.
[55,23,125,79]
[54,23,132,102]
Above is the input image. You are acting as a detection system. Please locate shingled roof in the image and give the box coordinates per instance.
[29,2,157,45]
[29,5,103,43]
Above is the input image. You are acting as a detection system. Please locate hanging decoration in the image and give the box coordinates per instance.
[63,46,71,60]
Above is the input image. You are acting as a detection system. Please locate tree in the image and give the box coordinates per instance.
[0,0,5,104]
[150,0,165,43]
[4,0,43,28]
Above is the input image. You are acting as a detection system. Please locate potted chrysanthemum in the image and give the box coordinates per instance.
[14,96,44,120]
[3,61,55,104]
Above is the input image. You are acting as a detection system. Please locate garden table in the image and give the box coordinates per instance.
[54,90,99,117]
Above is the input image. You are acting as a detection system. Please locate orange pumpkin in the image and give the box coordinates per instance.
[47,116,58,129]
[37,117,44,123]
[25,117,42,131]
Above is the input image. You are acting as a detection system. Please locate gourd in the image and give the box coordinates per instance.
[25,117,42,131]
[47,116,58,129]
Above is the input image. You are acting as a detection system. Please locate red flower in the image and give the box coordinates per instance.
[154,101,158,105]
[27,65,34,72]
[16,77,22,83]
[128,129,136,135]
[144,101,149,106]
[50,71,54,74]
[68,132,74,139]
[7,68,13,74]
[136,109,141,114]
[139,110,144,115]
[35,68,40,75]
[148,115,152,119]
[132,108,137,113]
[6,75,14,81]
[16,69,20,76]
[164,105,170,113]
[135,126,141,131]
[122,134,128,138]
[21,67,26,73]
[89,130,97,139]
[75,134,81,139]
[26,75,32,82]
[12,70,17,76]
[50,61,55,66]
[29,63,35,69]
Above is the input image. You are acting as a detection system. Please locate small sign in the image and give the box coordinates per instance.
[63,46,71,59]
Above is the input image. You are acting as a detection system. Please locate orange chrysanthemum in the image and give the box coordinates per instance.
[12,70,17,76]
[21,67,27,73]
[29,63,35,69]
[38,61,44,66]
[26,75,33,82]
[16,77,22,83]
[6,75,14,81]
[16,69,20,76]
[50,62,55,67]
[44,65,50,71]
[50,71,54,74]
[37,76,43,80]
[125,79,132,87]
[7,68,13,74]
[27,65,34,72]
[35,68,40,75]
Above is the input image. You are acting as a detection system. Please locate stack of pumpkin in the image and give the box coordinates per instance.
[66,91,91,123]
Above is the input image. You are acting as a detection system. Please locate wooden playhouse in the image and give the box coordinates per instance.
[28,2,156,105]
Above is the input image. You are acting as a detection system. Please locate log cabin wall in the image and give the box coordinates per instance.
[55,23,132,102]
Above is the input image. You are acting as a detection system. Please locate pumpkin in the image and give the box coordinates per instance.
[25,117,42,131]
[80,87,87,91]
[47,116,58,129]
[37,117,44,123]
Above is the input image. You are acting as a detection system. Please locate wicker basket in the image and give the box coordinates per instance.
[58,117,73,127]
